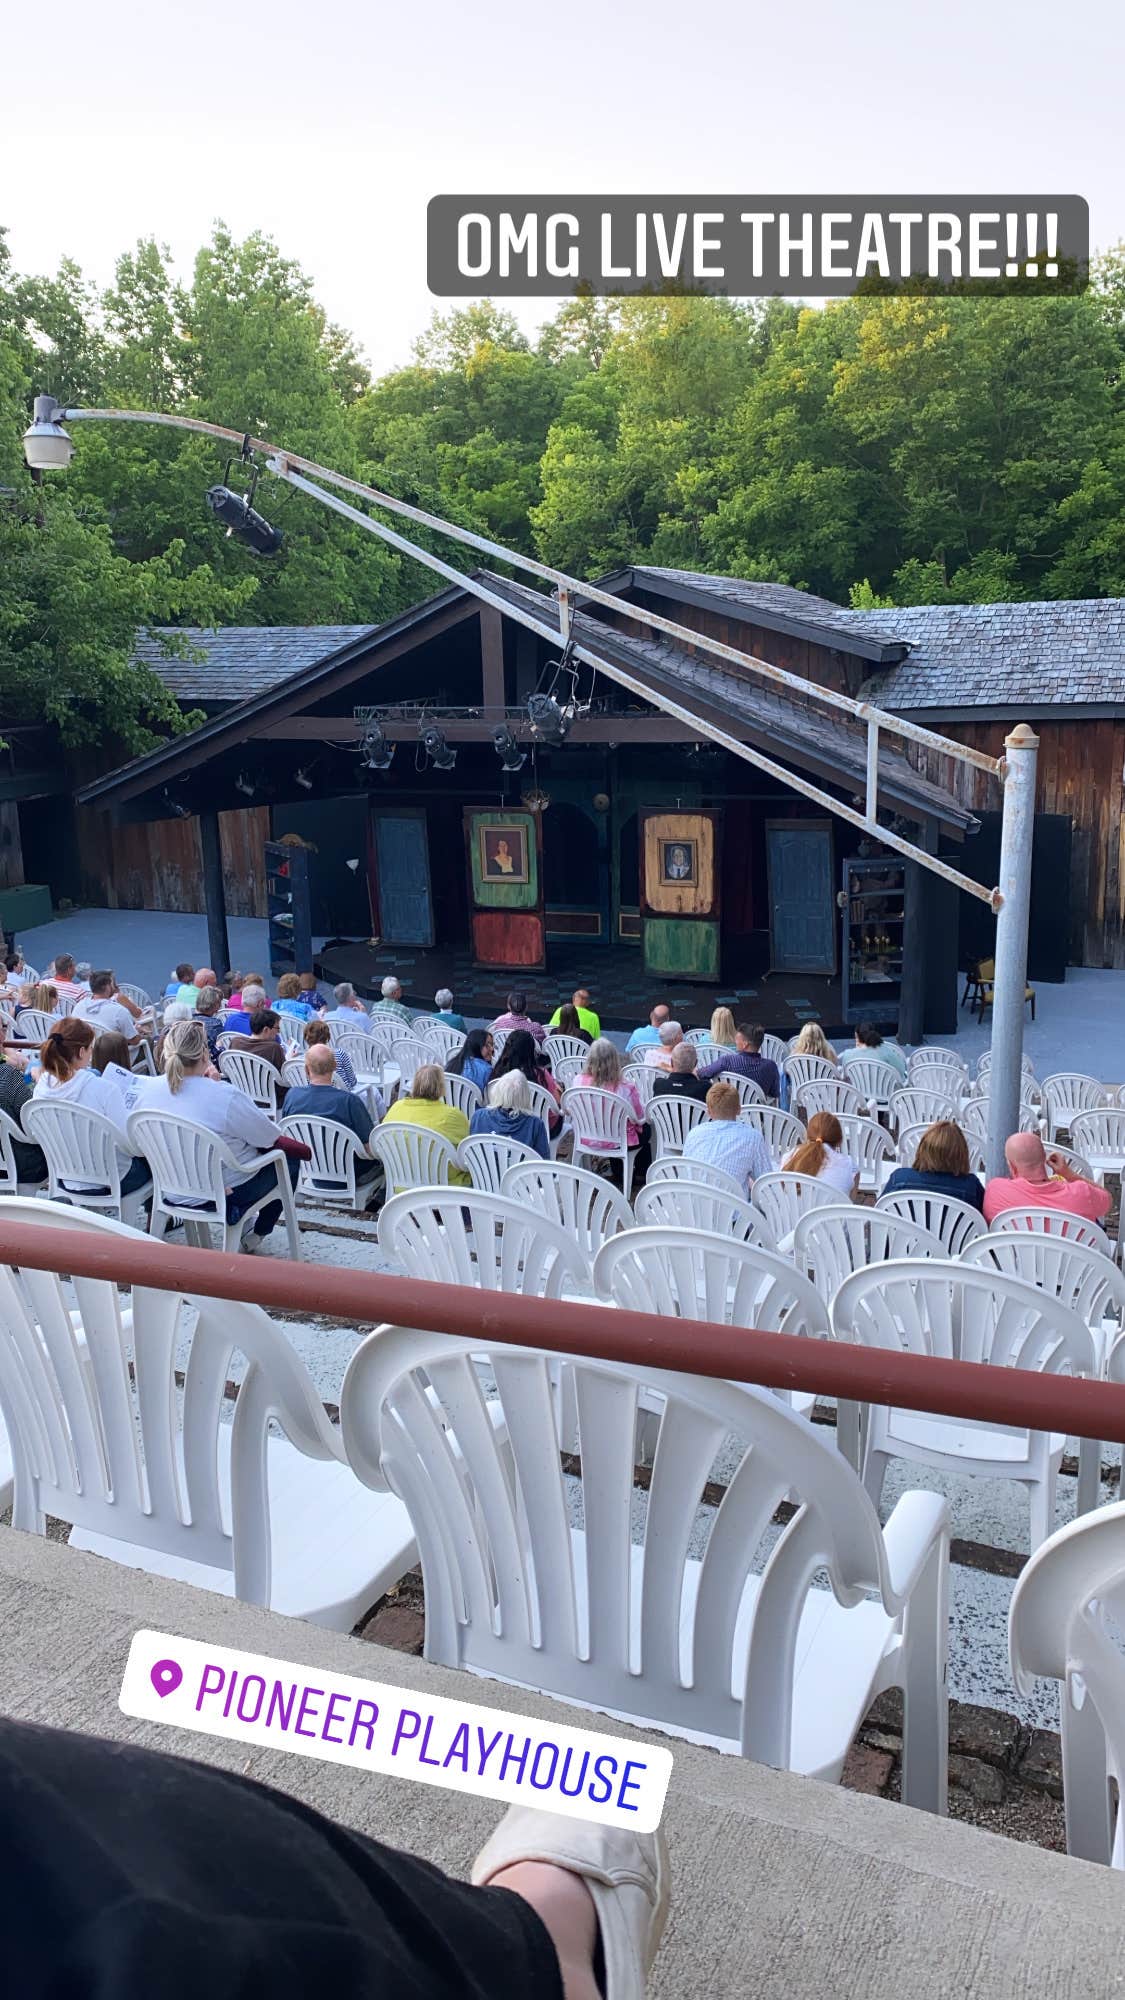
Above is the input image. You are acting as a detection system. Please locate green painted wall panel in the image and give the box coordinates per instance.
[643,917,719,980]
[467,810,539,910]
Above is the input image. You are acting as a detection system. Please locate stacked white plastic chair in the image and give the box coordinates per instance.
[340,1330,949,1804]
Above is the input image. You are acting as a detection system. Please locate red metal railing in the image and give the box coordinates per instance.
[3,1218,1125,1446]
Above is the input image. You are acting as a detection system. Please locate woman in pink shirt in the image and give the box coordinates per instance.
[571,1038,648,1161]
[982,1131,1111,1225]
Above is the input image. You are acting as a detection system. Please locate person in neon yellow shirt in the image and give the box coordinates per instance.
[548,987,601,1040]
[380,1062,471,1185]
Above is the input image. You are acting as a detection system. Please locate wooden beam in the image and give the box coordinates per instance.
[479,606,506,710]
[256,716,710,744]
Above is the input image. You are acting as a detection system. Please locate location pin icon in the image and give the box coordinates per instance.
[150,1658,183,1699]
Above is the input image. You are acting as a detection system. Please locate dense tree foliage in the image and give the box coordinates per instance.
[3,218,1125,751]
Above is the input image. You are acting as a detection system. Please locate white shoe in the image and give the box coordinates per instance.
[472,1806,669,1999]
[240,1231,264,1254]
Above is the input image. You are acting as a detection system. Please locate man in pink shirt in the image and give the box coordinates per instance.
[983,1131,1112,1226]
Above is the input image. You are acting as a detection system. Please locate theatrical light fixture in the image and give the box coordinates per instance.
[235,772,256,799]
[420,722,457,771]
[526,692,569,747]
[206,483,283,555]
[491,722,527,773]
[359,720,395,771]
[22,395,74,471]
[294,767,313,790]
[162,788,191,819]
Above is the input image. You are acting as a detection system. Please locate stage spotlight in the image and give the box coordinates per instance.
[235,772,256,799]
[162,788,191,819]
[421,723,457,771]
[526,692,569,746]
[359,721,395,771]
[491,722,527,773]
[294,767,313,790]
[205,484,283,556]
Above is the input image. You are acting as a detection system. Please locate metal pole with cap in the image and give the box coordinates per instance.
[987,724,1039,1180]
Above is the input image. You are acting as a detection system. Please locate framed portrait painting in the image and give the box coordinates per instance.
[478,821,530,886]
[659,838,697,886]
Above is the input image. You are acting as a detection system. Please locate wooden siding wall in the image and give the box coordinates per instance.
[907,720,1125,970]
[625,592,869,697]
[73,805,270,920]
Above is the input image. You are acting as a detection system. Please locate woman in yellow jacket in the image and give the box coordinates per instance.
[381,1062,471,1185]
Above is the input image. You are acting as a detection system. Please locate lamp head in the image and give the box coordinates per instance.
[206,484,283,556]
[23,395,74,471]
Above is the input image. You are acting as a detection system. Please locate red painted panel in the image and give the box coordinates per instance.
[472,911,545,969]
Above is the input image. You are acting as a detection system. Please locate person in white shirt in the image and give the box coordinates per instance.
[321,981,370,1024]
[782,1111,859,1198]
[643,1020,684,1070]
[33,1017,151,1198]
[143,1018,298,1250]
[75,969,143,1045]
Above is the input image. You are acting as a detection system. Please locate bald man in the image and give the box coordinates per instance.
[626,1003,670,1054]
[983,1129,1112,1225]
[281,1043,383,1195]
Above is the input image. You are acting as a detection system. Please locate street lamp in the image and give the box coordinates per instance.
[22,395,75,471]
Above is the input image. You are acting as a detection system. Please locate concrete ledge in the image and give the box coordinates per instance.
[0,1529,1122,1997]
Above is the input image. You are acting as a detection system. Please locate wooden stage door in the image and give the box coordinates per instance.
[369,809,434,947]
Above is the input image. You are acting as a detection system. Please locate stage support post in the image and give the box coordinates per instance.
[898,855,926,1046]
[987,723,1039,1181]
[199,809,232,978]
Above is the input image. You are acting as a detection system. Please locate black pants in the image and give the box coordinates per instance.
[1,1718,563,2000]
[226,1155,301,1238]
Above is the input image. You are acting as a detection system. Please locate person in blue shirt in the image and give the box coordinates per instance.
[165,961,195,1000]
[274,973,319,1023]
[468,1067,549,1159]
[882,1119,985,1212]
[281,1044,382,1194]
[447,1027,494,1095]
[431,987,468,1034]
[625,1003,669,1054]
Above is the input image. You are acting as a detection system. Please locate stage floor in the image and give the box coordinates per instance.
[314,938,852,1037]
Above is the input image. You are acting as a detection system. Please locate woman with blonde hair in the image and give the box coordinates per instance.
[709,1006,737,1049]
[141,1018,298,1250]
[791,1021,837,1063]
[17,981,58,1020]
[33,1016,151,1198]
[782,1110,858,1197]
[381,1061,472,1185]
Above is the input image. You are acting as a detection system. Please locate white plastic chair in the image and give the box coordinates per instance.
[1040,1080,1104,1144]
[523,1078,562,1158]
[15,1010,56,1044]
[368,1120,462,1193]
[832,1261,1096,1547]
[889,1085,960,1136]
[502,1160,633,1264]
[0,1212,415,1627]
[687,1042,727,1070]
[0,1107,47,1195]
[127,1108,300,1257]
[643,1155,744,1199]
[739,1106,805,1163]
[1048,1143,1099,1182]
[977,1048,1036,1078]
[21,1100,151,1229]
[543,1033,587,1067]
[783,1054,838,1093]
[908,1047,968,1081]
[622,1062,659,1107]
[760,1033,788,1067]
[459,1133,542,1194]
[750,1171,837,1245]
[443,1072,483,1120]
[960,1095,1041,1140]
[422,1021,466,1061]
[648,1093,708,1162]
[562,1086,638,1200]
[553,1054,587,1091]
[391,1037,431,1089]
[876,1188,988,1255]
[839,1057,903,1115]
[1009,1501,1125,1864]
[52,994,82,1017]
[119,983,153,1011]
[989,1204,1109,1254]
[594,1227,828,1348]
[280,1112,378,1213]
[633,1179,776,1248]
[718,1072,766,1110]
[793,1205,948,1302]
[835,1113,897,1190]
[281,1058,308,1091]
[1070,1111,1125,1176]
[792,1078,864,1122]
[340,1331,949,1804]
[378,1189,590,1296]
[335,1031,390,1087]
[907,1062,968,1102]
[219,1048,282,1113]
[489,1028,509,1059]
[964,1231,1125,1429]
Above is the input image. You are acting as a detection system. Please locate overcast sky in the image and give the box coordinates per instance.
[2,0,1120,378]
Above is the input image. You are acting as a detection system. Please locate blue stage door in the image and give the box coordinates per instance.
[766,820,837,974]
[372,811,435,946]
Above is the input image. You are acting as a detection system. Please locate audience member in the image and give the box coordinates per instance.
[782,1111,859,1197]
[223,982,267,1038]
[791,1021,837,1063]
[470,1069,550,1159]
[305,1018,357,1092]
[652,1042,710,1104]
[491,990,547,1046]
[571,1038,649,1180]
[165,961,195,1000]
[490,1029,561,1127]
[1,951,27,994]
[231,973,269,1009]
[194,983,226,1058]
[447,1027,494,1094]
[274,973,318,1024]
[983,1131,1112,1225]
[0,1015,47,1184]
[91,1029,132,1076]
[154,1001,193,1069]
[643,1020,684,1070]
[228,1009,288,1098]
[144,1019,298,1249]
[33,1018,151,1200]
[433,987,467,1034]
[282,1045,382,1192]
[883,1120,985,1212]
[380,1062,471,1184]
[625,1002,670,1053]
[552,1001,592,1048]
[373,975,414,1025]
[698,1023,779,1099]
[298,971,329,1011]
[322,981,369,1024]
[75,970,141,1045]
[48,955,89,1001]
[17,983,58,1021]
[682,1081,772,1194]
[709,1006,738,1049]
[838,1021,907,1083]
[548,987,601,1039]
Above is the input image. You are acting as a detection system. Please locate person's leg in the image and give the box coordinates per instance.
[488,1864,601,1998]
[120,1155,152,1197]
[225,1163,282,1238]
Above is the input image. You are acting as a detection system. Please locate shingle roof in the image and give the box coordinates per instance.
[133,625,377,703]
[627,567,905,661]
[858,600,1125,711]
